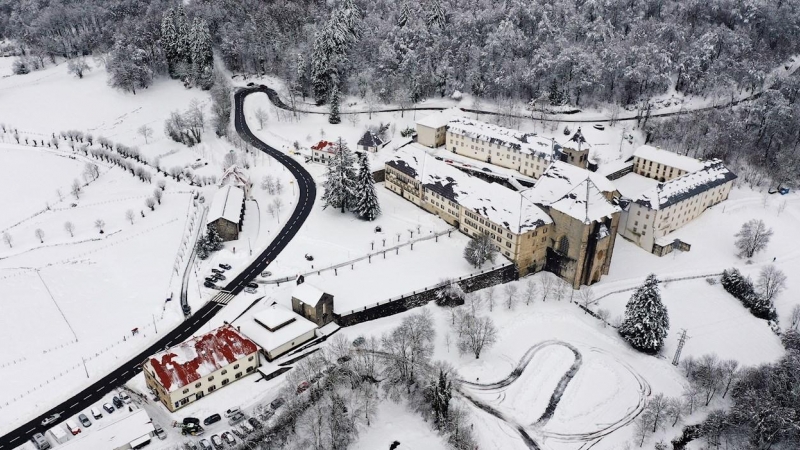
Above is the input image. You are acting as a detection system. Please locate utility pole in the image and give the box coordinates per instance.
[152,314,158,334]
[672,329,689,366]
[82,357,89,378]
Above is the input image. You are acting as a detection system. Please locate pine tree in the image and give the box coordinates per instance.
[398,3,411,27]
[329,84,342,124]
[354,152,380,220]
[321,138,357,213]
[190,18,214,89]
[311,30,331,105]
[206,225,224,252]
[175,5,192,68]
[195,233,210,259]
[160,8,179,78]
[428,369,452,429]
[548,79,564,106]
[295,53,308,100]
[619,274,670,353]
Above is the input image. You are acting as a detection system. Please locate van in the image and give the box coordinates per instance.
[31,433,51,450]
[90,407,103,419]
[65,420,81,435]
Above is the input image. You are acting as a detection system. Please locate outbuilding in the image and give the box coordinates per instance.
[207,185,245,242]
[238,303,318,361]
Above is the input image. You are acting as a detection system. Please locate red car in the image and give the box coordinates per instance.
[296,381,310,394]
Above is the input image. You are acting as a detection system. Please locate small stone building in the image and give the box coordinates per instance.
[207,185,245,241]
[291,282,334,327]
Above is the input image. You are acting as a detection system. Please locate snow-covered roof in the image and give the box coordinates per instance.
[238,303,317,353]
[311,140,335,152]
[145,324,258,393]
[562,127,590,151]
[60,409,154,449]
[357,131,384,148]
[524,161,621,224]
[634,160,737,210]
[387,146,552,234]
[613,172,660,199]
[633,146,704,173]
[416,107,462,129]
[292,282,325,306]
[208,185,244,224]
[446,117,558,160]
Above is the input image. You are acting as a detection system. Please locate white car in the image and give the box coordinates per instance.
[224,407,241,418]
[118,391,131,404]
[41,413,61,426]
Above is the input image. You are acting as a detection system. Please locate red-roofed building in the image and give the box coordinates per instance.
[311,140,336,164]
[142,324,260,412]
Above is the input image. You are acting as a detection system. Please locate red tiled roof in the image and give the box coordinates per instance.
[311,140,335,152]
[148,325,258,392]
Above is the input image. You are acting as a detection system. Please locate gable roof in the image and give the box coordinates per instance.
[208,185,244,224]
[387,146,552,234]
[634,160,737,210]
[145,324,258,392]
[416,108,462,129]
[524,161,621,224]
[563,127,589,151]
[311,140,335,153]
[446,117,558,160]
[357,131,384,148]
[634,145,704,173]
[292,282,325,306]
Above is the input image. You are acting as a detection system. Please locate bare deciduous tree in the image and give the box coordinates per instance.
[34,228,45,243]
[145,197,156,211]
[504,284,518,309]
[137,124,153,143]
[484,286,496,312]
[2,231,11,248]
[539,274,554,301]
[71,179,82,199]
[579,287,596,309]
[457,313,498,359]
[254,108,268,130]
[125,209,135,224]
[790,305,800,331]
[153,188,163,204]
[64,221,75,237]
[719,359,739,398]
[94,219,105,233]
[734,219,773,258]
[666,397,684,426]
[67,57,91,79]
[523,278,538,305]
[597,308,610,326]
[157,179,166,191]
[646,393,669,432]
[757,264,786,302]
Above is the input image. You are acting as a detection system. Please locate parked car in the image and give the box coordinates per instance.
[118,391,131,404]
[434,156,443,160]
[260,271,272,278]
[260,409,274,421]
[337,355,352,364]
[65,420,81,435]
[103,403,115,414]
[304,254,314,261]
[246,282,258,289]
[31,433,50,450]
[593,124,605,131]
[227,412,245,426]
[112,396,123,408]
[296,381,310,394]
[213,274,227,281]
[199,439,213,450]
[153,422,167,440]
[204,414,221,426]
[222,431,236,445]
[204,281,216,288]
[185,443,199,450]
[211,434,224,448]
[78,414,92,427]
[211,268,224,274]
[224,407,241,418]
[244,286,257,294]
[181,423,205,436]
[183,417,201,426]
[246,82,255,87]
[41,413,61,426]
[248,417,262,429]
[269,398,285,410]
[352,336,365,347]
[239,421,254,434]
[182,304,192,315]
[90,407,102,420]
[205,277,217,283]
[219,263,232,270]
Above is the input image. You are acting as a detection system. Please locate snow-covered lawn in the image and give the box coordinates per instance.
[350,400,449,450]
[0,144,194,433]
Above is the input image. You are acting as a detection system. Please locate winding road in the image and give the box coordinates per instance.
[0,86,316,449]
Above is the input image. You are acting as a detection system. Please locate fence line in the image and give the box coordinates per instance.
[264,227,457,285]
[337,262,513,317]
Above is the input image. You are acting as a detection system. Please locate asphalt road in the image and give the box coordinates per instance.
[0,85,316,449]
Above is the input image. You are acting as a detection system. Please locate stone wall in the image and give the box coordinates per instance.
[335,264,518,327]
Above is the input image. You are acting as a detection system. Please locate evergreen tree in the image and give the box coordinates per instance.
[160,8,178,78]
[311,30,331,105]
[329,84,342,124]
[321,138,357,213]
[428,369,452,429]
[354,152,380,220]
[548,79,564,106]
[107,39,153,95]
[619,274,670,353]
[190,18,214,89]
[175,5,192,73]
[195,233,210,259]
[206,225,224,252]
[295,53,308,100]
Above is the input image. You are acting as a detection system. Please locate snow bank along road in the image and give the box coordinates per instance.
[0,87,317,449]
